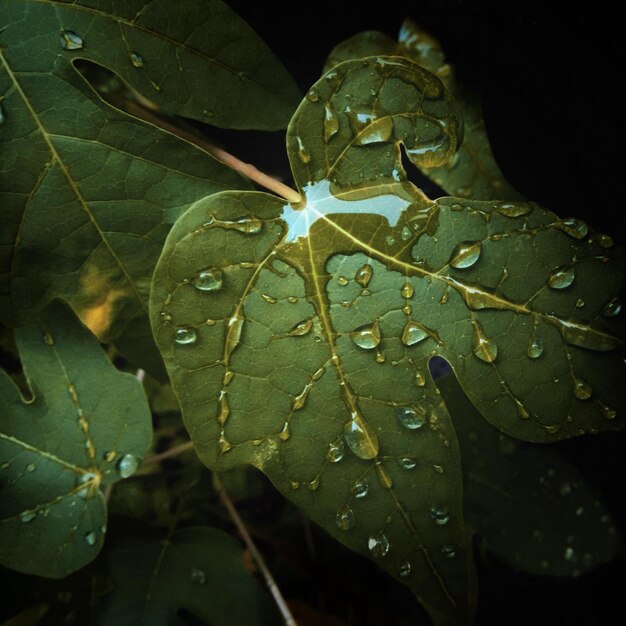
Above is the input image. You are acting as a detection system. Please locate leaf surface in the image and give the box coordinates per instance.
[0,301,152,578]
[150,57,625,625]
[324,20,523,200]
[98,526,282,626]
[438,372,623,576]
[0,0,253,339]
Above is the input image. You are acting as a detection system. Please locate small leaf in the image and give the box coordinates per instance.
[324,19,523,200]
[98,526,282,626]
[438,372,623,576]
[0,302,152,578]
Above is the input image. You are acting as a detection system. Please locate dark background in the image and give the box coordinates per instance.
[216,2,626,625]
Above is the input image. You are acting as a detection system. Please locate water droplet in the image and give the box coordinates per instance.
[472,320,497,363]
[327,438,345,462]
[598,401,617,420]
[261,293,277,304]
[399,561,412,576]
[575,298,585,308]
[564,546,576,562]
[575,506,584,517]
[277,421,290,441]
[296,136,311,164]
[441,545,456,558]
[343,413,379,460]
[496,202,532,217]
[401,320,429,346]
[449,241,482,269]
[191,268,223,292]
[555,217,588,240]
[352,479,369,498]
[60,30,83,50]
[548,266,575,290]
[392,168,402,181]
[398,457,417,469]
[323,102,339,142]
[103,450,116,463]
[43,332,54,346]
[574,378,592,400]
[400,283,414,301]
[225,314,244,359]
[84,531,97,546]
[432,464,445,474]
[597,234,614,248]
[336,505,356,531]
[527,336,544,359]
[20,510,36,523]
[350,320,381,350]
[0,462,10,470]
[367,532,390,557]
[385,235,396,246]
[430,506,450,525]
[306,89,319,102]
[415,370,426,387]
[117,454,139,479]
[355,263,373,287]
[26,463,35,472]
[191,568,206,585]
[396,405,426,430]
[602,297,622,317]
[175,326,197,345]
[130,52,144,68]
[348,108,393,145]
[337,275,349,286]
[307,476,320,491]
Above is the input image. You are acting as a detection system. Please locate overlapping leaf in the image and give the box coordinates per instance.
[0,301,152,578]
[99,526,282,626]
[438,372,622,577]
[0,0,284,345]
[150,56,624,625]
[324,19,523,200]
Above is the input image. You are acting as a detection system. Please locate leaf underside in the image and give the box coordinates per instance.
[0,301,152,578]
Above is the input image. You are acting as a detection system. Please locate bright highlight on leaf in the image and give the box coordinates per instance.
[0,302,152,578]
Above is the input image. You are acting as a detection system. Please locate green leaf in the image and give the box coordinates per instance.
[0,0,254,337]
[150,57,624,625]
[98,525,282,626]
[0,301,152,578]
[438,372,623,577]
[324,19,523,200]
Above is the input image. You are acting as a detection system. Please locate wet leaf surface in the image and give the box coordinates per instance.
[98,525,282,626]
[0,302,152,578]
[324,19,523,200]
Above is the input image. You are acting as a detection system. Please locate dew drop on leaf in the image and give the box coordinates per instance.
[430,506,450,525]
[449,240,482,269]
[401,320,429,346]
[441,545,456,558]
[306,89,319,102]
[597,233,614,248]
[117,453,139,478]
[191,567,207,585]
[103,450,116,463]
[401,282,414,299]
[84,531,96,546]
[472,320,498,363]
[130,52,144,68]
[496,202,532,217]
[415,369,426,387]
[60,30,83,50]
[323,102,339,142]
[352,479,369,498]
[396,405,426,430]
[43,332,54,346]
[555,217,589,240]
[598,401,617,420]
[399,561,412,577]
[336,505,356,531]
[564,546,576,562]
[343,414,379,460]
[296,136,311,164]
[191,268,223,292]
[398,457,417,469]
[548,266,575,289]
[527,337,544,359]
[350,320,381,350]
[602,298,622,317]
[337,275,349,286]
[26,463,35,472]
[20,510,36,523]
[354,263,373,287]
[327,437,345,463]
[175,326,197,345]
[573,378,592,400]
[367,532,390,557]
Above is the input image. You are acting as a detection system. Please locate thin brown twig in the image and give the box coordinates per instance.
[214,473,298,626]
[124,101,302,204]
[142,440,196,466]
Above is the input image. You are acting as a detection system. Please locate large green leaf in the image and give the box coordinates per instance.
[98,526,282,626]
[0,301,152,578]
[0,0,256,338]
[438,372,622,577]
[150,57,625,625]
[324,19,523,200]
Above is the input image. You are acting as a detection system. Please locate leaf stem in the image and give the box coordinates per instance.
[142,440,195,466]
[124,101,301,203]
[214,473,298,626]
